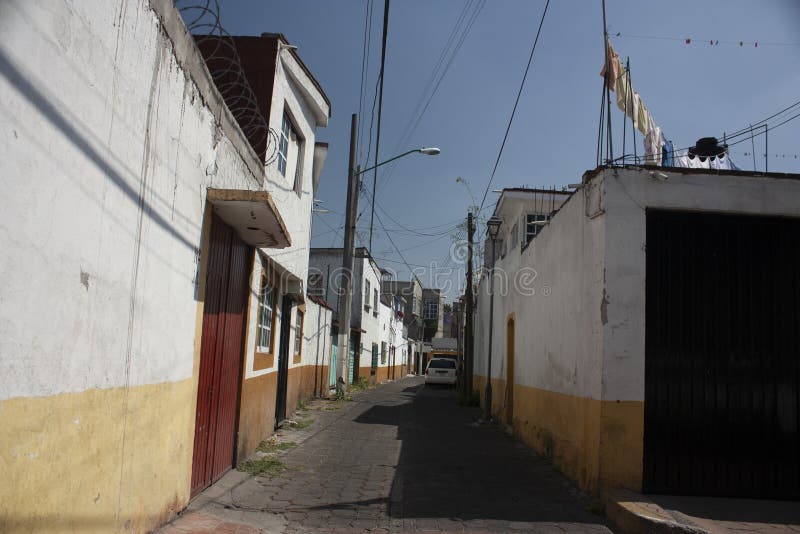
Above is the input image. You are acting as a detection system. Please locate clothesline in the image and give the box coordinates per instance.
[611,32,800,48]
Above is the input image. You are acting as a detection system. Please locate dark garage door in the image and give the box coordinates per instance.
[644,209,800,499]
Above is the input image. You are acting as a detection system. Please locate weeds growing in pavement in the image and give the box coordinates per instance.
[256,439,297,453]
[286,417,314,430]
[348,377,369,392]
[237,458,286,476]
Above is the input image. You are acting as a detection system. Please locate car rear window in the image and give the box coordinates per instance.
[428,359,456,369]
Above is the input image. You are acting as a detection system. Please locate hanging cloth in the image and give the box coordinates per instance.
[600,38,622,92]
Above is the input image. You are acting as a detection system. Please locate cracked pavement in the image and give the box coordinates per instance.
[159,376,614,533]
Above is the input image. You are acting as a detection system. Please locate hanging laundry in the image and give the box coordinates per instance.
[644,126,663,165]
[636,97,650,136]
[600,38,622,91]
[662,139,675,167]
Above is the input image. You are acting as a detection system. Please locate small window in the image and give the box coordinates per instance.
[424,300,438,320]
[373,288,378,316]
[526,213,550,244]
[364,280,371,309]
[293,310,304,356]
[257,277,276,353]
[278,113,291,175]
[308,272,324,297]
[278,112,303,184]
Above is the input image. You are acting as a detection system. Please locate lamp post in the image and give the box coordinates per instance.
[336,113,439,393]
[484,216,502,422]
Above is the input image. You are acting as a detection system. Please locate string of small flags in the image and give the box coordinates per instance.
[612,32,800,48]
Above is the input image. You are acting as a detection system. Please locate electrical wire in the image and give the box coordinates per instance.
[356,0,374,162]
[478,0,550,213]
[374,0,485,195]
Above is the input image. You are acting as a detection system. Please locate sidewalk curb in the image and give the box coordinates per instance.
[603,489,710,534]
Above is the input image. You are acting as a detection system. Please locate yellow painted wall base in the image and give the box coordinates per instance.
[0,379,196,533]
[473,375,643,494]
[237,364,330,462]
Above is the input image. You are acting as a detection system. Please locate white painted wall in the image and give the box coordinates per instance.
[300,299,333,370]
[475,168,800,404]
[0,0,273,400]
[474,187,605,400]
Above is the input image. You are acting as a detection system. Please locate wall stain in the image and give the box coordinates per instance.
[80,269,90,291]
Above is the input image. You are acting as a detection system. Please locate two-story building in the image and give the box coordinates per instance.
[0,3,331,531]
[382,278,424,373]
[308,247,385,384]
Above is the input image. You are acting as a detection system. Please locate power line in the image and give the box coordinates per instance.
[356,0,374,162]
[376,0,485,196]
[478,0,551,212]
[369,0,391,250]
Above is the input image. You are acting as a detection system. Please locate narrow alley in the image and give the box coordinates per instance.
[161,377,613,533]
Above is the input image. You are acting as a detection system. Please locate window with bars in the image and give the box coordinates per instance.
[256,277,276,353]
[364,280,371,309]
[293,310,304,356]
[373,288,378,316]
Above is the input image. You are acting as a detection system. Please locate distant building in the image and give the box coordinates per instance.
[422,288,445,341]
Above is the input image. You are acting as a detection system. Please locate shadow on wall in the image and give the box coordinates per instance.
[0,47,210,297]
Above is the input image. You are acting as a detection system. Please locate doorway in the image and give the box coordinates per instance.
[274,296,293,428]
[191,214,252,497]
[329,327,338,389]
[505,316,515,424]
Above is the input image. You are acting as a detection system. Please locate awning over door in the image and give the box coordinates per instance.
[207,188,291,248]
[259,251,305,303]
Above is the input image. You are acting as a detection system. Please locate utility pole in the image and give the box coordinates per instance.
[464,211,474,398]
[369,0,390,251]
[336,114,359,392]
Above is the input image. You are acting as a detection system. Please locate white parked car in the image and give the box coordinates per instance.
[425,357,457,386]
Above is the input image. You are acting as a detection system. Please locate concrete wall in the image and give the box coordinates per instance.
[474,167,800,495]
[474,184,606,492]
[0,0,281,531]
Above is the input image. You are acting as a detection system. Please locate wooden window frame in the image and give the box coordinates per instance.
[254,269,278,371]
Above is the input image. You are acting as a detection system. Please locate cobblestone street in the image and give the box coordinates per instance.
[161,377,613,533]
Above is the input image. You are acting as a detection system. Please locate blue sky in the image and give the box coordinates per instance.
[220,1,800,300]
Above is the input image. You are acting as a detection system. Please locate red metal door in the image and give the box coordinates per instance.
[191,214,252,497]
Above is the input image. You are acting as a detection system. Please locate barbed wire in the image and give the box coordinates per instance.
[176,0,279,165]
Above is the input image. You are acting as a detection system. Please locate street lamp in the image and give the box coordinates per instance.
[358,147,440,176]
[336,113,439,393]
[484,216,502,422]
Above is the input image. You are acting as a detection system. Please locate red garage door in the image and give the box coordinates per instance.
[191,213,252,497]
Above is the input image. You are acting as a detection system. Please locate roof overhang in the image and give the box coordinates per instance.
[207,188,291,249]
[259,251,304,302]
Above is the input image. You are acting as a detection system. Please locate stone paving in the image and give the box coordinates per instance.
[160,376,614,533]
